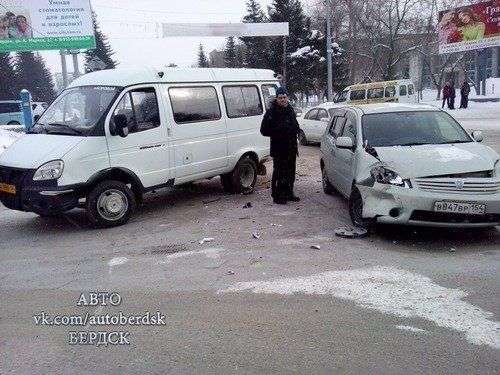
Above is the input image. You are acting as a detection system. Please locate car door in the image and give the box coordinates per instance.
[315,108,329,141]
[106,85,171,189]
[301,108,319,141]
[164,85,227,180]
[322,111,347,191]
[334,110,358,196]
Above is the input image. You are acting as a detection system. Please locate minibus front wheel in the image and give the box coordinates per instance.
[221,155,257,195]
[86,180,136,228]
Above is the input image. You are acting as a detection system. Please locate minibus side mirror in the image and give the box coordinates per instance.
[113,114,129,138]
[33,114,41,123]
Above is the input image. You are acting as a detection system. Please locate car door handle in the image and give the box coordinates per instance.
[139,143,164,150]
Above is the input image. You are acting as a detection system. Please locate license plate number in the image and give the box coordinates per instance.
[0,182,16,194]
[434,201,486,215]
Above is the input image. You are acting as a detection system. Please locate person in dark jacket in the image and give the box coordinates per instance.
[442,82,451,109]
[448,81,456,109]
[260,87,300,204]
[460,80,471,109]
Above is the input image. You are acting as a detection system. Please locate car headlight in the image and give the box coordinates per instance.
[33,160,64,181]
[495,160,500,177]
[370,166,411,188]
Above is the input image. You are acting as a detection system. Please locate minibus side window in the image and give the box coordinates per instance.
[350,89,366,101]
[223,85,263,118]
[367,88,384,99]
[169,86,221,124]
[261,84,277,110]
[113,88,160,133]
[385,86,396,98]
[408,84,415,95]
[399,85,407,96]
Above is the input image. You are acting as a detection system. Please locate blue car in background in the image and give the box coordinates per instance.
[0,101,24,125]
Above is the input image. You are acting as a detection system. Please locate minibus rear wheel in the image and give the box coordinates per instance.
[86,180,136,228]
[221,156,257,194]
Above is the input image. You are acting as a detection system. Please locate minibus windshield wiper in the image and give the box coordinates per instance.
[441,139,472,144]
[396,142,429,146]
[46,122,85,135]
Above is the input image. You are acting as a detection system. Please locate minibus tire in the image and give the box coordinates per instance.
[86,180,136,228]
[230,156,258,195]
[298,130,308,146]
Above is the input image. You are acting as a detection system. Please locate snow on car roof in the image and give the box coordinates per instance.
[69,67,277,88]
[348,103,438,115]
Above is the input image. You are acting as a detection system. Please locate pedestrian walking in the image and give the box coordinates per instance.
[460,80,471,109]
[260,87,301,205]
[448,81,456,110]
[442,82,451,109]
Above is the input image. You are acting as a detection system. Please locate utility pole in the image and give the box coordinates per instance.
[282,36,287,86]
[326,0,333,101]
[71,50,80,78]
[60,50,68,88]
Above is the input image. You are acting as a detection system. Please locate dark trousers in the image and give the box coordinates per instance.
[272,153,296,200]
[460,95,469,109]
[442,97,447,108]
[447,96,455,110]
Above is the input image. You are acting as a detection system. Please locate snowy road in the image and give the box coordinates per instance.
[1,126,499,374]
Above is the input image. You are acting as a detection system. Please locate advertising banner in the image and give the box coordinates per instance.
[162,22,289,38]
[438,1,500,54]
[0,0,95,52]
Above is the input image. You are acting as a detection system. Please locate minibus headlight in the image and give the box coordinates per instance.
[495,159,500,177]
[33,160,64,181]
[370,166,411,188]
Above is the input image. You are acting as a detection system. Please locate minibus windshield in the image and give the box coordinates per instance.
[33,86,121,135]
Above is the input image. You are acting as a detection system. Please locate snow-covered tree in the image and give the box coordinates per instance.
[240,0,270,69]
[84,11,117,73]
[224,37,239,68]
[0,53,17,100]
[197,44,210,67]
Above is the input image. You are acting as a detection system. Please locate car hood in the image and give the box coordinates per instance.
[374,143,498,178]
[0,134,84,169]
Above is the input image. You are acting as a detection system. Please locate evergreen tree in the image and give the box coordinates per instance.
[223,37,238,68]
[14,52,56,102]
[0,53,17,100]
[197,43,209,67]
[240,0,269,69]
[268,0,310,96]
[84,11,117,73]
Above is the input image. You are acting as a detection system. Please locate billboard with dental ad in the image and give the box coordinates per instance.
[0,0,95,52]
[438,1,500,54]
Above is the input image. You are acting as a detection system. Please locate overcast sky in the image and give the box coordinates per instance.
[41,0,281,74]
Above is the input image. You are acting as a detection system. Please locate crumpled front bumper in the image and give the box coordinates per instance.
[357,182,500,227]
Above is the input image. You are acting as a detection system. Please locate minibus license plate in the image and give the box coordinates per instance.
[0,183,16,194]
[434,201,485,215]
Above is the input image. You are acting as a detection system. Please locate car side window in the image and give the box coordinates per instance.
[113,88,160,133]
[305,109,319,120]
[329,116,346,138]
[399,85,407,96]
[317,109,328,120]
[342,112,357,147]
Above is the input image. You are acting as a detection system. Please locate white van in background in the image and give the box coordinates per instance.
[0,67,278,227]
[334,79,418,104]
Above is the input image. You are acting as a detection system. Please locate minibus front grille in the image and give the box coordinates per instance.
[0,165,30,210]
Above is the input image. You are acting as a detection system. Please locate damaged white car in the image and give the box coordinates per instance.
[320,103,500,228]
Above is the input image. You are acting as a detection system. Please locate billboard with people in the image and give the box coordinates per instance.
[438,0,500,54]
[0,0,95,52]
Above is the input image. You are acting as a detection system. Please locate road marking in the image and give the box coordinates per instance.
[159,248,223,264]
[220,266,500,349]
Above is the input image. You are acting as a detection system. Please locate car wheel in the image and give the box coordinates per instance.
[298,130,308,146]
[7,121,20,125]
[86,180,136,228]
[321,166,335,195]
[349,186,373,229]
[225,156,258,195]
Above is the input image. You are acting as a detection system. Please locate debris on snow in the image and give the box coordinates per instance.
[227,270,235,275]
[449,247,456,253]
[310,245,321,250]
[334,227,368,239]
[199,237,215,245]
[252,232,261,239]
[243,202,253,209]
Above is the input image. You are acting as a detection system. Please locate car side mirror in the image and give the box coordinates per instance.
[472,130,483,142]
[335,136,354,149]
[33,114,41,123]
[113,114,129,138]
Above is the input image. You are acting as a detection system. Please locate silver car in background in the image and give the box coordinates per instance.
[320,103,500,228]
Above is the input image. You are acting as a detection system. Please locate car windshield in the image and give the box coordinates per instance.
[361,111,472,147]
[34,86,121,135]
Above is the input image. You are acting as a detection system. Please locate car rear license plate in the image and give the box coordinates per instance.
[434,201,486,215]
[0,183,16,194]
